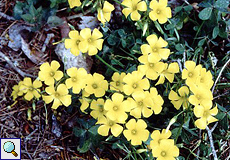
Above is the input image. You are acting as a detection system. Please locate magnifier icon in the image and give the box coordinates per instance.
[3,141,18,157]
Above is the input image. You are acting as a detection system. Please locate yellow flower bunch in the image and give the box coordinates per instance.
[150,129,179,160]
[97,1,115,24]
[68,0,81,8]
[97,116,124,137]
[65,67,88,94]
[141,34,171,61]
[129,91,154,118]
[90,98,107,119]
[149,0,172,24]
[169,86,189,110]
[122,0,147,21]
[110,72,126,91]
[123,70,150,95]
[43,84,72,109]
[65,28,104,56]
[155,62,179,85]
[20,77,42,101]
[85,73,108,97]
[104,93,131,122]
[123,119,149,145]
[11,81,24,100]
[194,102,218,129]
[38,60,63,85]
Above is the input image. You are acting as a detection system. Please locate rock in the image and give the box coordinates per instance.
[55,43,93,72]
[51,114,62,138]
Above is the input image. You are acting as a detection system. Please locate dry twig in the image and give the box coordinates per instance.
[0,51,36,78]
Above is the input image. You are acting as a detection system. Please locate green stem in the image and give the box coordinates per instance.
[95,55,119,72]
[153,21,164,35]
[192,21,205,46]
[168,19,180,41]
[119,47,138,60]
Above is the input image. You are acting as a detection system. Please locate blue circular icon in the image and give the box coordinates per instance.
[3,141,15,153]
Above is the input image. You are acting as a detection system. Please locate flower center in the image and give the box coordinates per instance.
[158,139,162,144]
[55,93,60,97]
[72,77,77,82]
[29,87,33,91]
[99,107,104,112]
[152,48,157,52]
[138,101,143,106]
[196,94,201,100]
[50,71,55,77]
[76,40,81,45]
[116,81,120,86]
[132,4,137,10]
[200,78,204,83]
[131,129,137,135]
[113,106,118,111]
[161,151,166,157]
[88,38,92,43]
[203,111,209,117]
[132,83,138,89]
[109,121,114,126]
[92,84,98,89]
[188,72,193,77]
[149,63,154,68]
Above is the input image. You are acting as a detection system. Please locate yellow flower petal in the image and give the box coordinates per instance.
[98,125,110,136]
[130,10,141,21]
[111,124,123,137]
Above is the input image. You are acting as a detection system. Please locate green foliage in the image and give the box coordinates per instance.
[73,118,102,153]
[13,0,66,31]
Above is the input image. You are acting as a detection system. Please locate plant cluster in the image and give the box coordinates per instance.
[11,0,230,159]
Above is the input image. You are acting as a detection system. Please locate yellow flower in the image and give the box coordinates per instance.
[123,119,149,146]
[182,61,202,85]
[43,84,71,109]
[195,68,214,89]
[149,0,172,24]
[104,93,130,122]
[65,30,83,56]
[194,102,218,129]
[85,73,108,97]
[156,62,179,85]
[68,0,81,8]
[188,83,213,106]
[122,0,147,21]
[11,81,24,100]
[65,67,88,94]
[169,86,190,110]
[110,72,126,91]
[138,54,165,80]
[141,34,170,61]
[151,139,179,160]
[38,60,63,85]
[20,77,42,101]
[150,129,171,149]
[79,28,104,56]
[90,99,107,119]
[123,70,150,95]
[97,116,123,137]
[148,87,164,114]
[79,90,91,112]
[129,91,154,118]
[97,1,115,24]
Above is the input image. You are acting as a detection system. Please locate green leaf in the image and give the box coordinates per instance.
[214,0,229,9]
[77,139,91,153]
[198,7,213,20]
[21,13,33,22]
[118,29,126,37]
[212,26,219,39]
[73,127,86,137]
[175,44,184,51]
[198,38,206,47]
[29,5,37,17]
[184,5,193,12]
[88,125,99,135]
[107,34,119,46]
[121,39,126,48]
